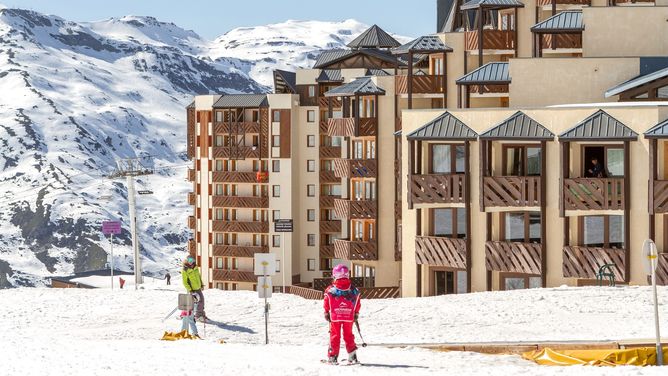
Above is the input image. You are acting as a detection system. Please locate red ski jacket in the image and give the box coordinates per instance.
[323,278,361,323]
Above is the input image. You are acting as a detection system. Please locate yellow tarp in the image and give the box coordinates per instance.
[160,330,197,341]
[523,347,668,366]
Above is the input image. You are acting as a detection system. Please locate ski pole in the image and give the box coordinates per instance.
[162,306,178,322]
[354,320,367,347]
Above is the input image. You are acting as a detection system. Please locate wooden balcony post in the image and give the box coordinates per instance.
[354,94,360,137]
[477,8,483,68]
[624,140,630,283]
[465,140,472,292]
[408,51,414,110]
[408,140,414,209]
[514,8,519,58]
[442,51,448,105]
[650,139,657,240]
[540,140,547,287]
[457,85,462,109]
[479,139,487,211]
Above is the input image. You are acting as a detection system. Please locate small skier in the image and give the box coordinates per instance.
[179,294,200,339]
[323,264,361,364]
[165,271,171,285]
[182,256,207,321]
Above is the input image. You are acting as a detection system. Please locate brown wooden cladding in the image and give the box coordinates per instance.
[319,120,329,134]
[212,196,269,208]
[188,216,196,230]
[319,170,339,183]
[334,199,377,219]
[319,96,342,109]
[212,220,269,233]
[320,195,339,208]
[319,220,341,233]
[327,117,377,137]
[409,174,466,205]
[187,107,196,159]
[334,239,378,261]
[198,111,210,158]
[465,30,515,51]
[188,168,195,182]
[188,239,196,258]
[485,241,542,275]
[562,246,625,282]
[313,277,365,292]
[320,244,336,259]
[260,108,269,158]
[214,121,261,134]
[395,75,445,94]
[469,84,509,94]
[279,109,291,158]
[296,85,318,106]
[320,146,341,159]
[212,171,260,184]
[213,245,268,258]
[563,178,624,211]
[188,192,196,206]
[360,287,400,299]
[212,269,256,283]
[656,254,668,286]
[542,34,582,50]
[536,0,589,4]
[212,146,260,159]
[415,236,467,269]
[483,176,541,207]
[653,180,668,213]
[334,159,377,179]
[287,286,324,300]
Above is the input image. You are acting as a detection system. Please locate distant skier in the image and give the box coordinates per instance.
[165,271,171,285]
[182,256,206,321]
[323,264,361,364]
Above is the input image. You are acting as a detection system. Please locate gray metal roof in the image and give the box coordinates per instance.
[347,24,401,49]
[559,110,638,141]
[605,66,668,98]
[366,68,391,77]
[645,119,668,138]
[213,94,268,108]
[324,77,386,97]
[393,35,453,54]
[531,11,583,33]
[406,112,477,140]
[273,69,296,94]
[461,0,525,10]
[316,69,344,83]
[313,49,399,69]
[480,111,554,140]
[456,62,510,84]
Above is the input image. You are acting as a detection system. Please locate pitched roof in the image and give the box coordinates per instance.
[313,49,399,69]
[559,110,638,141]
[605,66,668,98]
[324,77,386,97]
[461,0,525,10]
[456,62,510,85]
[213,94,268,108]
[186,101,195,109]
[347,24,401,49]
[366,68,391,77]
[480,111,554,140]
[531,11,583,33]
[645,118,668,138]
[273,69,296,94]
[406,112,477,140]
[316,69,344,83]
[393,35,453,54]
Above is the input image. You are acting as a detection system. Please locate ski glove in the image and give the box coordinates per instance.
[324,312,331,322]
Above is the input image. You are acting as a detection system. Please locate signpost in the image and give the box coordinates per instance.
[643,239,664,366]
[102,221,122,290]
[274,219,293,291]
[254,253,277,344]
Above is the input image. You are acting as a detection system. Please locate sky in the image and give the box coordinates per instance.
[2,0,435,39]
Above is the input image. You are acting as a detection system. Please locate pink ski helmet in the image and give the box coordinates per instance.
[332,264,349,280]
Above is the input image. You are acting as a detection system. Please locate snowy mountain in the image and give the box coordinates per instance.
[0,7,396,287]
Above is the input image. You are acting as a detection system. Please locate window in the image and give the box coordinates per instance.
[273,235,281,247]
[352,139,376,159]
[307,184,316,197]
[351,220,375,241]
[351,179,375,200]
[583,146,624,178]
[352,264,375,288]
[231,283,238,291]
[502,212,541,243]
[504,146,541,176]
[215,160,224,171]
[307,234,316,246]
[272,160,280,172]
[433,270,467,295]
[307,259,316,271]
[215,135,224,147]
[308,86,316,97]
[215,209,224,220]
[276,260,281,272]
[358,96,376,118]
[215,111,223,122]
[307,209,316,222]
[273,110,281,122]
[272,185,280,197]
[501,273,541,291]
[431,144,465,174]
[272,135,280,147]
[320,257,333,271]
[307,160,316,172]
[307,110,315,122]
[272,210,280,221]
[307,135,315,147]
[431,208,467,238]
[215,233,224,244]
[216,258,223,269]
[582,215,624,248]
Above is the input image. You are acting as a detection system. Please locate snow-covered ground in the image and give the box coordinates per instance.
[3,286,667,375]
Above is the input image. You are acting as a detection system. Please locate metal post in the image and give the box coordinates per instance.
[110,233,114,290]
[127,175,141,289]
[651,255,664,365]
[263,263,269,345]
[282,233,286,292]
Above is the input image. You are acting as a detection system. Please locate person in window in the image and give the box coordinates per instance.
[587,157,606,178]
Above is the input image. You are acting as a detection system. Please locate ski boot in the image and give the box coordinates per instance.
[347,350,359,364]
[326,355,338,365]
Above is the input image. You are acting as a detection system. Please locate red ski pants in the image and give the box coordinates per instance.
[328,321,357,357]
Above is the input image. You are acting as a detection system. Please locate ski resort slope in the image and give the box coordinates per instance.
[2,286,667,375]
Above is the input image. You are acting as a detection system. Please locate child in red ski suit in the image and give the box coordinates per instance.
[323,264,360,363]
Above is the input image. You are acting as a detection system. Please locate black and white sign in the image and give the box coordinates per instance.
[274,219,293,233]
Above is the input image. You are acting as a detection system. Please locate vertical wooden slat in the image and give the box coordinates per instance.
[465,140,472,293]
[623,140,630,283]
[540,140,548,287]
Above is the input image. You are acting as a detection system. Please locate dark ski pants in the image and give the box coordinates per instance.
[328,321,356,357]
[192,290,205,318]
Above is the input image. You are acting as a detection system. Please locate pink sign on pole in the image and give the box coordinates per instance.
[102,221,122,235]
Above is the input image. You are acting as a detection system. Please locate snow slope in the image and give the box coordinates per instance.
[2,286,666,375]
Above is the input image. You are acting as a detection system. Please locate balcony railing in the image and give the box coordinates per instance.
[614,0,654,3]
[319,96,342,109]
[409,174,466,205]
[320,146,341,159]
[334,239,378,261]
[212,146,260,159]
[541,34,582,50]
[213,245,268,258]
[485,241,542,275]
[319,170,339,183]
[212,195,269,208]
[212,220,269,233]
[212,269,256,283]
[334,198,376,220]
[563,178,625,211]
[212,171,262,184]
[657,254,668,286]
[188,192,196,206]
[188,239,196,258]
[465,30,515,51]
[334,159,377,179]
[469,84,509,94]
[562,246,625,282]
[320,195,340,208]
[415,236,466,268]
[188,216,196,230]
[395,75,445,95]
[327,117,377,137]
[653,180,668,213]
[536,0,590,5]
[320,220,342,234]
[483,176,541,207]
[320,244,336,259]
[214,121,260,134]
[187,168,195,182]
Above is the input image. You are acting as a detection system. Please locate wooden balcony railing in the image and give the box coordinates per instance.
[320,220,342,233]
[188,216,196,230]
[212,146,260,159]
[483,176,541,207]
[212,195,269,208]
[213,245,268,258]
[212,269,256,283]
[327,117,377,137]
[187,168,195,182]
[188,239,196,258]
[360,287,400,299]
[334,159,377,179]
[395,75,445,94]
[563,178,625,211]
[313,277,365,291]
[469,84,509,94]
[212,171,261,184]
[320,195,339,208]
[214,121,260,134]
[542,34,582,51]
[320,244,336,259]
[286,286,324,300]
[319,120,329,134]
[536,0,590,5]
[320,146,341,159]
[485,241,542,275]
[563,246,625,282]
[409,174,466,205]
[657,254,668,286]
[465,30,515,51]
[334,198,377,219]
[212,220,269,233]
[319,170,339,183]
[415,236,467,268]
[319,96,342,109]
[188,192,196,206]
[653,180,668,213]
[334,239,378,261]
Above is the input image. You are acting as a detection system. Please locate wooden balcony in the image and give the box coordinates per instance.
[334,239,378,261]
[213,245,268,258]
[395,75,445,95]
[320,220,341,234]
[536,0,590,5]
[212,269,256,283]
[409,174,466,205]
[320,146,341,159]
[320,195,339,208]
[212,146,260,159]
[319,170,339,183]
[212,171,261,184]
[562,246,625,282]
[212,195,269,208]
[485,241,542,275]
[327,117,377,137]
[465,30,515,51]
[319,120,329,134]
[563,178,624,211]
[213,121,261,134]
[483,176,541,207]
[652,180,668,213]
[188,239,196,258]
[319,96,342,109]
[320,244,336,259]
[187,168,195,182]
[415,236,467,269]
[188,192,196,206]
[334,198,376,220]
[212,220,269,233]
[188,216,196,230]
[657,254,668,286]
[334,159,377,179]
[469,84,509,94]
[541,34,582,50]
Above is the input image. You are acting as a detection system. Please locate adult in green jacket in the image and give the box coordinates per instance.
[182,256,206,320]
